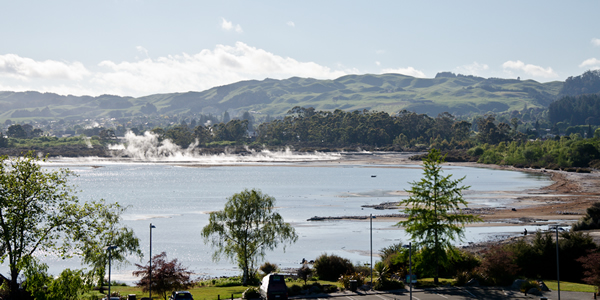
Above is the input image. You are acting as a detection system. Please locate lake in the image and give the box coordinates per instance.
[1,150,555,284]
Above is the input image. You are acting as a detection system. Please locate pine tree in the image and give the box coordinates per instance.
[397,149,481,283]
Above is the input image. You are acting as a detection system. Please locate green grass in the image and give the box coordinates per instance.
[543,280,597,293]
[86,279,342,300]
[100,285,250,300]
[414,278,455,288]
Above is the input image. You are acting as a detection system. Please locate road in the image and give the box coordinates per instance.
[290,287,594,300]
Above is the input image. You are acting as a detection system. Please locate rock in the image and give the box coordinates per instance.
[465,278,479,287]
[538,281,550,291]
[511,279,526,290]
[527,287,541,295]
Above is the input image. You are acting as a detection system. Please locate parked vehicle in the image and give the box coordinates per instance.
[260,274,288,300]
[169,291,193,300]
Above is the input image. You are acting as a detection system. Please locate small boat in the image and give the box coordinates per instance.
[371,175,376,178]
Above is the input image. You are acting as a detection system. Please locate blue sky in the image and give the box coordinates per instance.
[0,0,598,97]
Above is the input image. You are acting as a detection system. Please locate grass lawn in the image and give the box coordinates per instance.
[414,278,455,288]
[103,285,250,300]
[86,279,341,300]
[543,280,597,293]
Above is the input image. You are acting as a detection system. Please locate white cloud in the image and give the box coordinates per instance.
[592,38,600,47]
[221,18,243,33]
[136,46,149,58]
[221,18,233,30]
[0,42,354,96]
[375,61,381,66]
[0,54,90,80]
[381,66,426,78]
[502,60,558,78]
[580,58,600,69]
[455,61,489,76]
[286,21,295,27]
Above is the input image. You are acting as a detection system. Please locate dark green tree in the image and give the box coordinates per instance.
[201,189,297,285]
[7,124,27,138]
[397,149,480,283]
[0,131,7,147]
[164,125,194,148]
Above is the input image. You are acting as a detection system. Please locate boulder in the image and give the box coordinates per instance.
[526,287,541,296]
[511,279,526,290]
[538,281,550,291]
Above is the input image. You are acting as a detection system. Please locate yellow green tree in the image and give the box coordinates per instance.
[202,189,297,285]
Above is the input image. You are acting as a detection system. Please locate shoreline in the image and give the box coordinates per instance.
[303,152,599,228]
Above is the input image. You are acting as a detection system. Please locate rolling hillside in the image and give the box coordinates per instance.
[0,73,563,123]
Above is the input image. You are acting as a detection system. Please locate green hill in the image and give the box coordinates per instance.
[0,73,564,123]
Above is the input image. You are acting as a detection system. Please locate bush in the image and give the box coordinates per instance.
[323,284,338,293]
[288,284,302,296]
[519,280,539,293]
[242,287,260,299]
[313,253,354,281]
[297,265,312,285]
[454,271,470,286]
[373,279,404,291]
[338,273,365,290]
[206,276,244,287]
[260,262,278,275]
[468,146,484,156]
[476,245,520,286]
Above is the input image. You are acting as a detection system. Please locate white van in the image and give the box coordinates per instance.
[259,274,288,300]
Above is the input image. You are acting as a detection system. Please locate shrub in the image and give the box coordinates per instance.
[447,250,480,276]
[323,284,338,293]
[519,280,539,293]
[373,279,404,291]
[468,146,484,156]
[297,265,312,285]
[313,253,354,281]
[476,245,520,286]
[288,284,302,296]
[454,271,470,286]
[260,262,279,275]
[573,202,600,231]
[338,273,365,290]
[242,287,260,300]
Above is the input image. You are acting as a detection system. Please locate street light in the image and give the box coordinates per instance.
[550,224,564,300]
[105,245,117,300]
[370,214,373,289]
[403,243,413,300]
[149,223,156,300]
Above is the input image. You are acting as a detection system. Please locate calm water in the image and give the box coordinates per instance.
[1,155,554,283]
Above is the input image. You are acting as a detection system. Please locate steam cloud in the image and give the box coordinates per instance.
[107,131,341,163]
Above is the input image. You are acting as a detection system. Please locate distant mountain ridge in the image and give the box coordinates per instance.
[0,73,564,122]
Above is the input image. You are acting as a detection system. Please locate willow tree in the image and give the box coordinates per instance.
[397,149,480,283]
[202,189,297,285]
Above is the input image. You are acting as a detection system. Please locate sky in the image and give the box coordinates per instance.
[0,0,599,97]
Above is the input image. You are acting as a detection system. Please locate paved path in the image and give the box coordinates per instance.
[290,287,595,300]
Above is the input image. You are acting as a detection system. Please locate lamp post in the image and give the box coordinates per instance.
[370,214,373,288]
[403,243,413,300]
[149,223,156,300]
[550,224,562,300]
[106,245,117,300]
